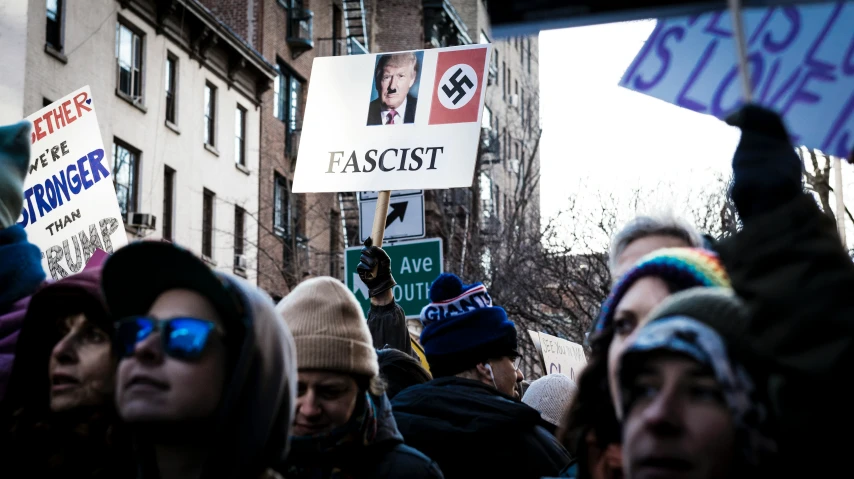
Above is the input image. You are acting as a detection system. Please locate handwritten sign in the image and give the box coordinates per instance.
[620,2,854,160]
[20,86,128,279]
[528,331,588,382]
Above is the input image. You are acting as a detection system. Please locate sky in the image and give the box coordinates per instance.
[538,20,854,249]
[538,21,740,223]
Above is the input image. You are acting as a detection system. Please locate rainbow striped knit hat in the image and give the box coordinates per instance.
[593,247,731,337]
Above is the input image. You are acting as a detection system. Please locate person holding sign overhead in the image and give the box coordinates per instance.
[366,53,421,126]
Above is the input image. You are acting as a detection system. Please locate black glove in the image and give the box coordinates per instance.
[726,104,804,224]
[356,237,396,298]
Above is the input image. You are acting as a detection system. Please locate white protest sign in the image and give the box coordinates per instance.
[529,331,588,382]
[294,44,491,193]
[620,2,854,160]
[20,85,128,279]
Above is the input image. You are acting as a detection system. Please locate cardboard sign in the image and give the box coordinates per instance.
[345,238,443,319]
[20,86,128,279]
[529,331,588,382]
[620,2,854,160]
[294,45,491,193]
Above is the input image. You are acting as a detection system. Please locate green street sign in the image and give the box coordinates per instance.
[345,238,444,319]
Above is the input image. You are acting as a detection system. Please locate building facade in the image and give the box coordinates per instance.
[23,0,275,283]
[201,0,369,300]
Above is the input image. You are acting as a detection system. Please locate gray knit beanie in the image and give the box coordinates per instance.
[522,373,578,427]
[0,121,31,228]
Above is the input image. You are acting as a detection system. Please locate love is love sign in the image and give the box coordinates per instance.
[621,2,854,160]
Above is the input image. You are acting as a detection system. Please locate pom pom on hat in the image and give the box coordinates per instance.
[429,273,466,302]
[592,247,731,340]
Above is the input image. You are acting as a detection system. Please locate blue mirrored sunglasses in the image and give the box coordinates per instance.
[114,316,221,360]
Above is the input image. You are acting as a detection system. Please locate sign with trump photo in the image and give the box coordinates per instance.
[293,44,491,193]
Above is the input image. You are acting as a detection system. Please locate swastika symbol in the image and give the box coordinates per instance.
[441,68,474,105]
[436,63,478,110]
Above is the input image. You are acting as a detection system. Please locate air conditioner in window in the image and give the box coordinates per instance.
[508,94,519,108]
[128,212,156,230]
[234,254,248,271]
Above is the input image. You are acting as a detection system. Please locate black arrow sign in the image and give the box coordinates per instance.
[385,201,409,228]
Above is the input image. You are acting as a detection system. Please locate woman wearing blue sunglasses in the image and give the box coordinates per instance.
[102,241,298,479]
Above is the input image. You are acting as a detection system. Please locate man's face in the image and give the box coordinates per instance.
[607,276,672,415]
[614,235,690,279]
[49,313,115,412]
[488,355,523,399]
[116,289,227,423]
[294,370,360,436]
[623,354,735,479]
[380,63,415,110]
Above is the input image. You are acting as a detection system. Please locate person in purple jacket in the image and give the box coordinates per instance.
[0,121,47,401]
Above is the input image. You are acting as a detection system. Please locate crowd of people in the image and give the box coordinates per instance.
[0,104,852,479]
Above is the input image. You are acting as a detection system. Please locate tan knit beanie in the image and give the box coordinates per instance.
[275,276,378,379]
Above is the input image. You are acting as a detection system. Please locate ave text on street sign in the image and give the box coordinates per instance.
[345,238,443,319]
[359,190,425,242]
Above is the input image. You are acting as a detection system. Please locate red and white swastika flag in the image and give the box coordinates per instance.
[428,46,488,125]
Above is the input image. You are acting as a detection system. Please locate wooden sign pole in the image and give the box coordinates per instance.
[371,190,392,248]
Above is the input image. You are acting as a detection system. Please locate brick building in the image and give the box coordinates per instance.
[200,0,370,300]
[19,0,275,283]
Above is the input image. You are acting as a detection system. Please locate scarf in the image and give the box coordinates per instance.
[0,225,45,312]
[285,393,379,479]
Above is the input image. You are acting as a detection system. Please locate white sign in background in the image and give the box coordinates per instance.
[293,44,491,193]
[359,192,426,243]
[530,331,588,382]
[21,85,128,279]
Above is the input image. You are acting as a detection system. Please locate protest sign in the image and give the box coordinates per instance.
[345,238,443,319]
[20,86,128,279]
[620,2,854,160]
[529,331,587,382]
[293,45,491,193]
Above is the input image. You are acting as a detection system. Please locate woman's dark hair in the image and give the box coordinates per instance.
[376,348,432,399]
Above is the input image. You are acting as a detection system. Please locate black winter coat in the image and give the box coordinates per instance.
[715,194,854,478]
[283,393,443,479]
[368,301,413,356]
[392,377,572,479]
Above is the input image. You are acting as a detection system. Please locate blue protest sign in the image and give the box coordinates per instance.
[620,2,854,160]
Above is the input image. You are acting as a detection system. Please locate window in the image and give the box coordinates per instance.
[527,38,532,73]
[112,140,139,219]
[480,173,494,219]
[273,174,290,236]
[514,141,520,160]
[165,54,177,123]
[502,128,507,160]
[329,210,341,276]
[116,22,144,100]
[493,49,499,83]
[202,189,214,258]
[502,62,506,100]
[515,79,519,96]
[275,63,304,154]
[482,105,492,130]
[235,105,246,166]
[204,83,216,147]
[163,166,175,241]
[520,37,525,63]
[46,0,63,51]
[479,30,489,45]
[234,206,245,268]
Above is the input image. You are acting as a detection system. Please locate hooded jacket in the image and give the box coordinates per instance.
[0,225,47,401]
[283,392,443,479]
[391,377,572,479]
[0,251,132,478]
[134,274,299,479]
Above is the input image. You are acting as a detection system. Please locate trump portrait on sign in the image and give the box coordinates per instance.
[366,52,423,126]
